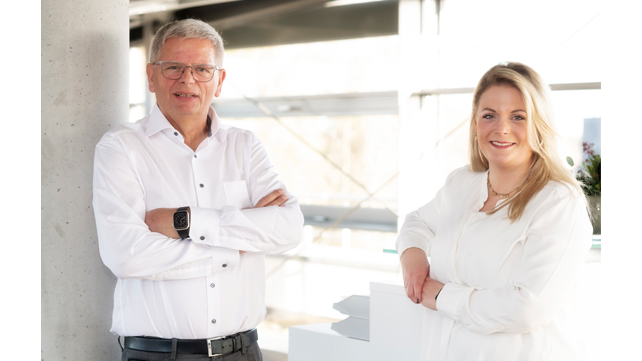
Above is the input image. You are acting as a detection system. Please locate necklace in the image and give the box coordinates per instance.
[487,172,521,199]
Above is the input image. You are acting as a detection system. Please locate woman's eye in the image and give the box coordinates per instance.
[482,114,494,119]
[513,115,525,120]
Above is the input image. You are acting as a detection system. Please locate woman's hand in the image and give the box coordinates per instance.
[400,247,430,304]
[420,277,445,311]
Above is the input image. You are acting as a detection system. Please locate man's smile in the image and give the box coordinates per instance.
[174,92,198,98]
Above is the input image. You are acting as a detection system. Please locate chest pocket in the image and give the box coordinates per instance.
[223,180,252,209]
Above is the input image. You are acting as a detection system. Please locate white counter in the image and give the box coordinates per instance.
[288,261,601,361]
[289,279,425,361]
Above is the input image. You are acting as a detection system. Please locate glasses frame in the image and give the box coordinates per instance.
[152,61,221,82]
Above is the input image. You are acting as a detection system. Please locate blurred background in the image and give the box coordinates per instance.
[127,0,602,359]
[41,0,602,360]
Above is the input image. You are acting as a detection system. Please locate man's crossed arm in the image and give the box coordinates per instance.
[145,189,289,240]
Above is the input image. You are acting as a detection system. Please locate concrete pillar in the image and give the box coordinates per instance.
[42,0,128,359]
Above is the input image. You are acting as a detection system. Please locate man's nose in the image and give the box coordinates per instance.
[179,66,196,83]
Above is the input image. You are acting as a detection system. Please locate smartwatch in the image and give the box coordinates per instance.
[173,206,190,239]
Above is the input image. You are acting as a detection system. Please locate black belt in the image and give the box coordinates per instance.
[124,328,258,357]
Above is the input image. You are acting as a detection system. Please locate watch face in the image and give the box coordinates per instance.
[173,211,189,230]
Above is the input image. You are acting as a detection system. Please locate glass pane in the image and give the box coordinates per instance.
[436,93,474,185]
[225,114,399,211]
[438,0,601,87]
[221,36,399,99]
[304,226,396,251]
[129,45,151,122]
[550,89,601,165]
[433,89,601,185]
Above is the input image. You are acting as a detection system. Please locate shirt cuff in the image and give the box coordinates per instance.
[436,282,469,321]
[189,206,221,246]
[190,207,241,270]
[210,246,240,271]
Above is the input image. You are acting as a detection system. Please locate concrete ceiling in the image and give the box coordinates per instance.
[130,0,398,48]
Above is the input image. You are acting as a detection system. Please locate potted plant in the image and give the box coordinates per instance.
[567,142,601,234]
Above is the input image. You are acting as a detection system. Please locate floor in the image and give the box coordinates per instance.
[262,349,288,361]
[258,307,340,361]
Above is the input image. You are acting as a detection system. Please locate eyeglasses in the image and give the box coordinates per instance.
[152,61,221,82]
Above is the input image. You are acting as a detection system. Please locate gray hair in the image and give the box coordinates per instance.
[149,19,224,67]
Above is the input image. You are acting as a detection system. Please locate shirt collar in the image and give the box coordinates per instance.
[144,104,173,137]
[475,168,490,210]
[144,103,227,142]
[208,107,227,142]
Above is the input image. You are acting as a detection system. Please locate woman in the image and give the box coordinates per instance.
[397,62,592,360]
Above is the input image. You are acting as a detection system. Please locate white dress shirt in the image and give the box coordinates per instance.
[93,104,303,339]
[396,166,592,361]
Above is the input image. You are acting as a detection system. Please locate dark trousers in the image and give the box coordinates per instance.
[121,340,263,361]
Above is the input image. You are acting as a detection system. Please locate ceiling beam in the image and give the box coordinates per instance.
[207,0,331,30]
[414,82,601,96]
[211,91,398,118]
[129,0,241,17]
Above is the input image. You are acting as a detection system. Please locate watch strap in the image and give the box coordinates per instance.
[175,206,190,239]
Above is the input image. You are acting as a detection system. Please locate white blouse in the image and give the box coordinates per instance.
[396,166,592,361]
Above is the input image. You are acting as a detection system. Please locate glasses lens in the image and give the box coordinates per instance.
[192,65,216,82]
[161,62,184,79]
[158,62,217,81]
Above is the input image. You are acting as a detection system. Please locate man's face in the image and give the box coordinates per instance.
[146,37,226,124]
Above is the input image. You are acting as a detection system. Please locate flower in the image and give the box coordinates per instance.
[567,142,601,196]
[582,142,595,157]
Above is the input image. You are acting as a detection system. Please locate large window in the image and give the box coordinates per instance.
[127,1,601,354]
[221,35,399,98]
[397,0,601,208]
[219,36,402,254]
[438,0,601,87]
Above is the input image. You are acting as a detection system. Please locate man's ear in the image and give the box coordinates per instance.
[214,69,226,98]
[146,63,155,93]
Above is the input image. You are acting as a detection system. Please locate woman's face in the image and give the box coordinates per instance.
[474,85,533,172]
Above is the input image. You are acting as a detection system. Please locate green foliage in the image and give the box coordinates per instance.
[568,142,601,196]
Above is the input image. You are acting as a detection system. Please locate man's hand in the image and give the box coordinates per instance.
[145,208,180,239]
[253,189,288,208]
[420,277,444,311]
[400,247,430,304]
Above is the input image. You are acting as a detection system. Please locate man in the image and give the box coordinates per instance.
[93,19,303,360]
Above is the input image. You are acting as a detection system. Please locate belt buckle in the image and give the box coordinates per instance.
[206,335,226,357]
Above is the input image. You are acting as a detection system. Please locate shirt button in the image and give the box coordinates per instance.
[222,264,227,268]
[200,184,204,188]
[174,132,178,136]
[211,319,217,324]
[194,154,197,158]
[210,283,215,288]
[200,236,205,240]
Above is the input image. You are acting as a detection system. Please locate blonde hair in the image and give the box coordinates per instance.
[468,62,585,222]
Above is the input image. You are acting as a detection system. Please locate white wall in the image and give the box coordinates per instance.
[41,0,129,359]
